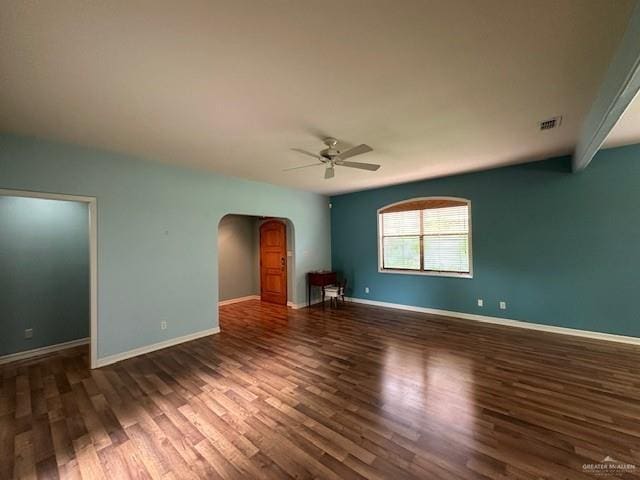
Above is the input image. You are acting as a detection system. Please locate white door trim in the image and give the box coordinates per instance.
[0,188,99,368]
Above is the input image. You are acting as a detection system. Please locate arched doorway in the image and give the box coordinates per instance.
[217,214,295,309]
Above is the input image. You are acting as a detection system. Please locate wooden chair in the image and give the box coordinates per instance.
[323,278,347,308]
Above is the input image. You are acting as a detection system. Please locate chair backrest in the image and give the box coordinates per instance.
[339,278,347,295]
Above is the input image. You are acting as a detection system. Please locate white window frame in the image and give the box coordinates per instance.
[377,196,473,279]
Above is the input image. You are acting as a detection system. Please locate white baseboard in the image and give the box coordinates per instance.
[218,295,260,306]
[346,297,640,346]
[288,298,324,309]
[219,296,302,309]
[96,327,221,368]
[218,296,322,310]
[0,337,90,366]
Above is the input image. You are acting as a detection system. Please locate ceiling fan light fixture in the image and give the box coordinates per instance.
[325,165,335,179]
[286,137,379,179]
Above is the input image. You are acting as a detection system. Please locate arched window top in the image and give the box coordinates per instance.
[379,196,469,214]
[377,197,472,278]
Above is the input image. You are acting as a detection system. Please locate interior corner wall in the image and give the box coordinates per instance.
[218,215,259,301]
[330,144,640,338]
[0,196,89,356]
[0,134,332,361]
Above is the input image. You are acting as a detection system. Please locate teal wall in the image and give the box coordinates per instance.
[0,196,89,355]
[331,144,640,338]
[0,135,331,360]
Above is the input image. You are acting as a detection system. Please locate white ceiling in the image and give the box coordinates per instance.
[0,1,634,195]
[603,90,640,149]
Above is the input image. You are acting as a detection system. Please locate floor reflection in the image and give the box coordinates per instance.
[381,344,477,433]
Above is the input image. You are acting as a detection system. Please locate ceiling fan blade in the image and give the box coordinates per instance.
[291,148,323,160]
[283,162,324,171]
[324,166,335,179]
[335,144,373,161]
[336,160,380,171]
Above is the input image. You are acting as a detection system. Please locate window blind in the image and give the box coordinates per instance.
[382,210,420,236]
[379,200,470,274]
[423,205,469,273]
[381,210,421,269]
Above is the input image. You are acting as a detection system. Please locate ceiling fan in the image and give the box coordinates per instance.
[284,137,380,179]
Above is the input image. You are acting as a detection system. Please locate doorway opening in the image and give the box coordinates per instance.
[0,189,98,369]
[217,214,294,309]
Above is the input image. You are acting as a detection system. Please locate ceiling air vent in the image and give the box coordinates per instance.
[539,116,562,131]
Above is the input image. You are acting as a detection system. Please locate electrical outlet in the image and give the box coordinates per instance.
[365,287,370,294]
[477,299,483,307]
[161,321,167,330]
[24,328,33,339]
[499,301,507,310]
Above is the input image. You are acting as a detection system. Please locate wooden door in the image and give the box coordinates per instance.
[260,220,287,305]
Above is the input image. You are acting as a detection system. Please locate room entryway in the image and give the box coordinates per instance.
[0,189,98,368]
[217,214,293,309]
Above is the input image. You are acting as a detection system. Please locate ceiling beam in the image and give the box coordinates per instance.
[573,1,640,171]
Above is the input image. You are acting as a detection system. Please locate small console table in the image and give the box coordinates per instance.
[307,271,337,307]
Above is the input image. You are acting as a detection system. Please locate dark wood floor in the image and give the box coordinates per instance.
[2,300,640,479]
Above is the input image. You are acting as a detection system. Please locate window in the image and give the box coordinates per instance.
[378,197,472,277]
